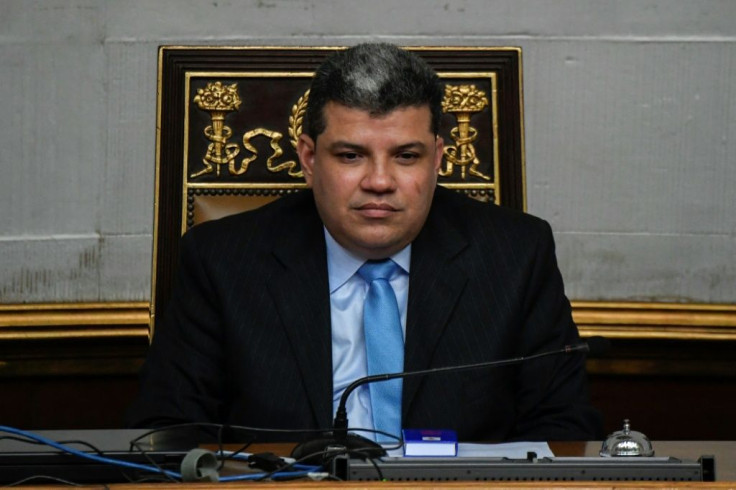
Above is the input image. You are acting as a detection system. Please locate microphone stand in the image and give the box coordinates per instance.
[291,339,605,464]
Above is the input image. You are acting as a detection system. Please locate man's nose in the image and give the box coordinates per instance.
[361,159,396,192]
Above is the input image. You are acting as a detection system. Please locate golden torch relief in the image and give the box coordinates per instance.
[191,81,304,180]
[191,81,490,182]
[191,81,242,178]
[441,84,491,181]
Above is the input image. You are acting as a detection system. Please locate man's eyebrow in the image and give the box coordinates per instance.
[394,141,428,153]
[326,141,367,152]
[325,141,429,153]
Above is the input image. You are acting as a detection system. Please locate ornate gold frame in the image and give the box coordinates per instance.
[2,301,735,343]
[0,302,149,341]
[574,301,736,340]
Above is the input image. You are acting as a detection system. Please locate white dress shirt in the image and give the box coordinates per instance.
[324,228,410,440]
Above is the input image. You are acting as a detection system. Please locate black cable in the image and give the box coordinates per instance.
[255,428,400,483]
[128,422,323,481]
[126,422,402,482]
[126,422,218,482]
[0,436,107,456]
[254,446,346,481]
[366,455,385,481]
[0,432,172,485]
[218,440,255,471]
[3,474,85,487]
[128,421,339,448]
[128,440,179,483]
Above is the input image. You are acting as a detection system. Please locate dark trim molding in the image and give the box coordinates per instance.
[1,301,734,377]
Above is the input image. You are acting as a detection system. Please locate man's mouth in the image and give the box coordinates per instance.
[355,202,398,218]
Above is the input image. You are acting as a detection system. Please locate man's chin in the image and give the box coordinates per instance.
[351,236,408,260]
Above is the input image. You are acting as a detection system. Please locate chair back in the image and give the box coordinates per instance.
[152,46,527,333]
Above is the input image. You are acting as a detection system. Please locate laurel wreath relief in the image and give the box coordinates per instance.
[190,85,307,179]
[193,81,490,183]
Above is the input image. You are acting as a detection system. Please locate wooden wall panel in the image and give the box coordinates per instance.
[1,302,735,439]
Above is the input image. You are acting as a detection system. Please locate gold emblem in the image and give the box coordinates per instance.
[191,82,306,179]
[441,84,490,181]
[191,82,242,178]
[239,90,307,178]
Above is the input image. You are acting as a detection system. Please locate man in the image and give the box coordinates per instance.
[127,43,601,442]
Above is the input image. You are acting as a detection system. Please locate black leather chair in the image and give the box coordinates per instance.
[151,45,526,335]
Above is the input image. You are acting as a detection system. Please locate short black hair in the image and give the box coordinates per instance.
[304,43,443,140]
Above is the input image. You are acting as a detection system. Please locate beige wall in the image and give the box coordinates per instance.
[1,0,734,303]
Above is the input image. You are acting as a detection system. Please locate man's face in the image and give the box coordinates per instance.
[298,102,443,260]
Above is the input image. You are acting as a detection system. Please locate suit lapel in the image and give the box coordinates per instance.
[403,191,469,418]
[267,195,334,430]
[261,189,470,428]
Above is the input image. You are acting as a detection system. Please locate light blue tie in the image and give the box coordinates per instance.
[358,259,404,441]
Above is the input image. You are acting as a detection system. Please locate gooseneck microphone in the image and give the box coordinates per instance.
[291,336,610,463]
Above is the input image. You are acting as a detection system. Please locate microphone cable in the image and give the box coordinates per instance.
[0,424,323,484]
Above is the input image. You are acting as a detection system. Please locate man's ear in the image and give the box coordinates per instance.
[297,133,316,187]
[433,135,444,173]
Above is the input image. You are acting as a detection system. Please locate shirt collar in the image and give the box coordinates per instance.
[324,228,411,293]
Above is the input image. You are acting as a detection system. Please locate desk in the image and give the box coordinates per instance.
[11,441,736,488]
[556,440,735,481]
[185,440,731,488]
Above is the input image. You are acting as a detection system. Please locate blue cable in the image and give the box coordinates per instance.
[221,470,316,482]
[0,425,319,482]
[215,449,320,471]
[0,425,182,479]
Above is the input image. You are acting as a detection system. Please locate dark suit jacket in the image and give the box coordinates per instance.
[127,186,602,441]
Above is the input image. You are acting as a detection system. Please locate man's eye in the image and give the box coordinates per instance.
[397,152,419,163]
[338,152,360,162]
